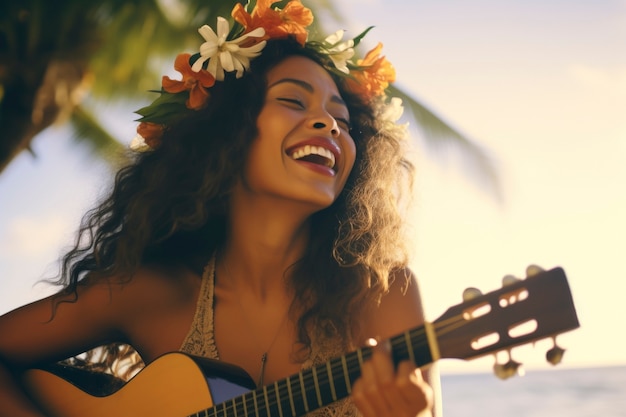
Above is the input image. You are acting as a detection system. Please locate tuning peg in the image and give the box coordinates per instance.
[526,264,545,277]
[546,337,566,365]
[462,287,483,301]
[493,350,524,380]
[502,274,521,287]
[493,358,523,380]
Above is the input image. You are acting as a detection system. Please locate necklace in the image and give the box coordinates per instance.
[221,259,290,387]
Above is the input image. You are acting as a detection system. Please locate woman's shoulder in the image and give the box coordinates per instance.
[358,266,426,343]
[99,262,202,305]
[65,262,203,323]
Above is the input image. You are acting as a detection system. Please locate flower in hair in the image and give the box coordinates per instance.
[345,43,395,100]
[130,122,165,151]
[321,30,355,74]
[163,53,215,109]
[381,97,405,123]
[192,18,267,80]
[132,0,398,151]
[232,0,314,46]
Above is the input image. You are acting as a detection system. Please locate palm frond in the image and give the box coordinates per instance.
[388,84,503,201]
[1,0,502,201]
[69,104,131,169]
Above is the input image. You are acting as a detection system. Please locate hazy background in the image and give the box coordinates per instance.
[1,0,625,375]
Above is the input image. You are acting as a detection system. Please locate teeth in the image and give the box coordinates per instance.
[291,145,336,169]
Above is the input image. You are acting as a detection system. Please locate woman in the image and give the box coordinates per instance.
[0,1,437,416]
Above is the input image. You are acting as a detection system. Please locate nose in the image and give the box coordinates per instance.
[310,116,340,137]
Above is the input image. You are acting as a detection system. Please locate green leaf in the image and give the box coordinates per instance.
[134,90,190,123]
[352,26,375,48]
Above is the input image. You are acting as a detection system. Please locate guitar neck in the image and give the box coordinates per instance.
[202,325,434,417]
[24,267,578,417]
[200,267,580,417]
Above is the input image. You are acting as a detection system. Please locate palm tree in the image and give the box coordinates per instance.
[0,0,500,196]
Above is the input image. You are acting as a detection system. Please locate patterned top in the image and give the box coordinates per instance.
[180,256,360,417]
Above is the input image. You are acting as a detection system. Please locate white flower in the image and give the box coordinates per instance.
[379,97,408,135]
[191,17,266,80]
[381,97,405,123]
[129,134,151,152]
[323,30,355,74]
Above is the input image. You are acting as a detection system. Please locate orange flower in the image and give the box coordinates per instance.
[162,53,215,110]
[232,0,313,46]
[346,43,396,101]
[136,122,165,149]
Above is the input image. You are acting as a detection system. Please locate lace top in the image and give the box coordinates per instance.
[180,256,360,417]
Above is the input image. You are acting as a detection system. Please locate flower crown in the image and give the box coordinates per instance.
[131,0,396,151]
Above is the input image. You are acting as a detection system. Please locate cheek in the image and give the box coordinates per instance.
[343,136,357,173]
[255,109,298,145]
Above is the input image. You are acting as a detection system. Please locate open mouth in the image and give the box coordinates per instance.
[288,144,336,171]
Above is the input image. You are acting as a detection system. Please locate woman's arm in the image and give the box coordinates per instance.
[0,264,200,417]
[0,282,129,417]
[0,357,46,417]
[352,268,441,417]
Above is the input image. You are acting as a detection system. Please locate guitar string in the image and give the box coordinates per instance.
[209,280,554,416]
[206,316,470,416]
[201,312,473,416]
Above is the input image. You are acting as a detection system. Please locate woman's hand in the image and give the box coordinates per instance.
[351,342,434,417]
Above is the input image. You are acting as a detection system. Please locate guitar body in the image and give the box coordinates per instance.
[24,352,255,417]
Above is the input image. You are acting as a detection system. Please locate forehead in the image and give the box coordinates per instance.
[266,55,341,96]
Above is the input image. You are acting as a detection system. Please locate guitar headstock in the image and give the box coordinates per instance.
[433,266,579,379]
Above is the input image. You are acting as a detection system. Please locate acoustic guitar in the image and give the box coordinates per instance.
[23,266,579,417]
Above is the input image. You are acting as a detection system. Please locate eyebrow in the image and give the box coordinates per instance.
[268,78,347,106]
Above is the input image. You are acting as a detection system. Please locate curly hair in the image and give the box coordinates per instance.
[54,38,415,377]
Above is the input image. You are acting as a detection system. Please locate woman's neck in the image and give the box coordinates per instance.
[219,190,314,299]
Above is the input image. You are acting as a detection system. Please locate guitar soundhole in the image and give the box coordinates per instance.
[499,288,528,307]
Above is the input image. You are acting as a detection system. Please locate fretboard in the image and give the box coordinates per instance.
[191,324,433,417]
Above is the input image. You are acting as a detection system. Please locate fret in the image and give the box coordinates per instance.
[311,363,336,407]
[341,355,351,393]
[252,389,260,416]
[349,348,368,384]
[302,369,318,411]
[287,375,307,416]
[326,361,337,402]
[356,348,364,367]
[329,357,349,400]
[311,366,323,408]
[214,400,225,417]
[424,322,441,362]
[409,326,434,367]
[404,331,416,365]
[263,386,270,417]
[242,391,249,417]
[231,397,238,417]
[273,381,284,417]
[286,376,297,416]
[265,383,283,417]
[298,372,310,413]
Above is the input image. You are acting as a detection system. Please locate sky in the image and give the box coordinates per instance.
[1,0,625,376]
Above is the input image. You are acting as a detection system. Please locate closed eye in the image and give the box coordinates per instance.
[277,97,304,108]
[335,117,351,131]
[278,98,351,131]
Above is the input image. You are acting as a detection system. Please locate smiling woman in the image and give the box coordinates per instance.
[245,56,357,208]
[0,1,437,417]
